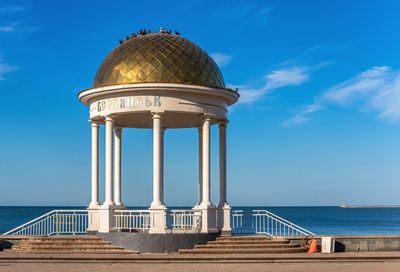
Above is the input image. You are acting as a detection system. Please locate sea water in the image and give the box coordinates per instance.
[1,206,400,235]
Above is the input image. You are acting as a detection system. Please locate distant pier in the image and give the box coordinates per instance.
[340,204,400,208]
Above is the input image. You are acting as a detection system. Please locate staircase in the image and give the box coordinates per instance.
[10,236,138,254]
[179,236,308,254]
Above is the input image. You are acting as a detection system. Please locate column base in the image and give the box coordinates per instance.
[198,204,219,233]
[149,205,167,234]
[218,203,231,234]
[88,202,100,209]
[87,204,100,232]
[192,203,201,210]
[98,205,118,233]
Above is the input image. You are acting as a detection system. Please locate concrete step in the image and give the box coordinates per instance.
[208,240,290,245]
[13,246,128,251]
[179,247,307,254]
[11,236,136,254]
[15,244,125,250]
[23,237,102,242]
[19,241,112,245]
[195,243,301,249]
[216,237,287,242]
[11,249,138,254]
[216,236,271,240]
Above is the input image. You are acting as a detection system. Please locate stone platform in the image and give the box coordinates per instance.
[179,236,308,254]
[97,232,220,253]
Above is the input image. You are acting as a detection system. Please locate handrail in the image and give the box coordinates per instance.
[114,209,150,213]
[114,209,150,231]
[4,208,315,237]
[3,210,55,235]
[253,210,315,236]
[3,210,88,236]
[169,209,196,212]
[168,209,201,231]
[231,209,315,236]
[113,209,202,232]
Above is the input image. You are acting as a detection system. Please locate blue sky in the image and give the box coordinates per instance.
[1,0,400,206]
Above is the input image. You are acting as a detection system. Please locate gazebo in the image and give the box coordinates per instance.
[78,30,239,238]
[2,29,315,254]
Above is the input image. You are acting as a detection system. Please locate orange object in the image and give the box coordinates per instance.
[308,239,318,253]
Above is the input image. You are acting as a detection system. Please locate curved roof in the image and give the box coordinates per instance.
[93,33,225,89]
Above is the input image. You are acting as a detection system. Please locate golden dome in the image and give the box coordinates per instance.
[93,33,225,89]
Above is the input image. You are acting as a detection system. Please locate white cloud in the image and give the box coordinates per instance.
[0,26,15,32]
[210,53,233,67]
[265,66,310,90]
[0,63,17,80]
[0,22,21,33]
[284,66,400,127]
[236,87,265,104]
[235,65,310,104]
[283,101,324,127]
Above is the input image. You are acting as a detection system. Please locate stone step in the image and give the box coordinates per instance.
[217,236,271,240]
[195,243,300,249]
[15,244,124,250]
[19,240,112,245]
[11,236,136,254]
[208,240,290,245]
[13,247,128,252]
[216,237,287,242]
[11,249,138,254]
[23,237,102,242]
[26,235,100,238]
[179,247,307,254]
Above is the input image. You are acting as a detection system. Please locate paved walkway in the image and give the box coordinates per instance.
[1,252,400,271]
[1,261,400,272]
[2,251,400,262]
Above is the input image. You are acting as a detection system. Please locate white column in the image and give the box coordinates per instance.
[88,120,100,232]
[89,121,100,208]
[218,121,227,207]
[103,116,115,207]
[151,113,164,208]
[199,115,218,233]
[196,126,203,206]
[200,116,212,207]
[98,116,116,233]
[160,128,165,204]
[114,127,123,206]
[149,113,166,234]
[218,120,231,234]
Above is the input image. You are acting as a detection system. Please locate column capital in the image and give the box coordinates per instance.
[218,119,229,127]
[114,126,123,133]
[151,112,163,119]
[105,116,115,123]
[202,113,214,122]
[89,120,100,127]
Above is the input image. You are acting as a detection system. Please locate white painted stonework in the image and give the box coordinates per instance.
[79,82,238,234]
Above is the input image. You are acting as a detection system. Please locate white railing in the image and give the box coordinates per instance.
[114,210,150,231]
[231,209,315,236]
[3,208,315,237]
[169,210,201,231]
[3,210,88,236]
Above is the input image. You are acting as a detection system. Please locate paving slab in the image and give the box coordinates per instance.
[1,261,400,272]
[1,251,400,263]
